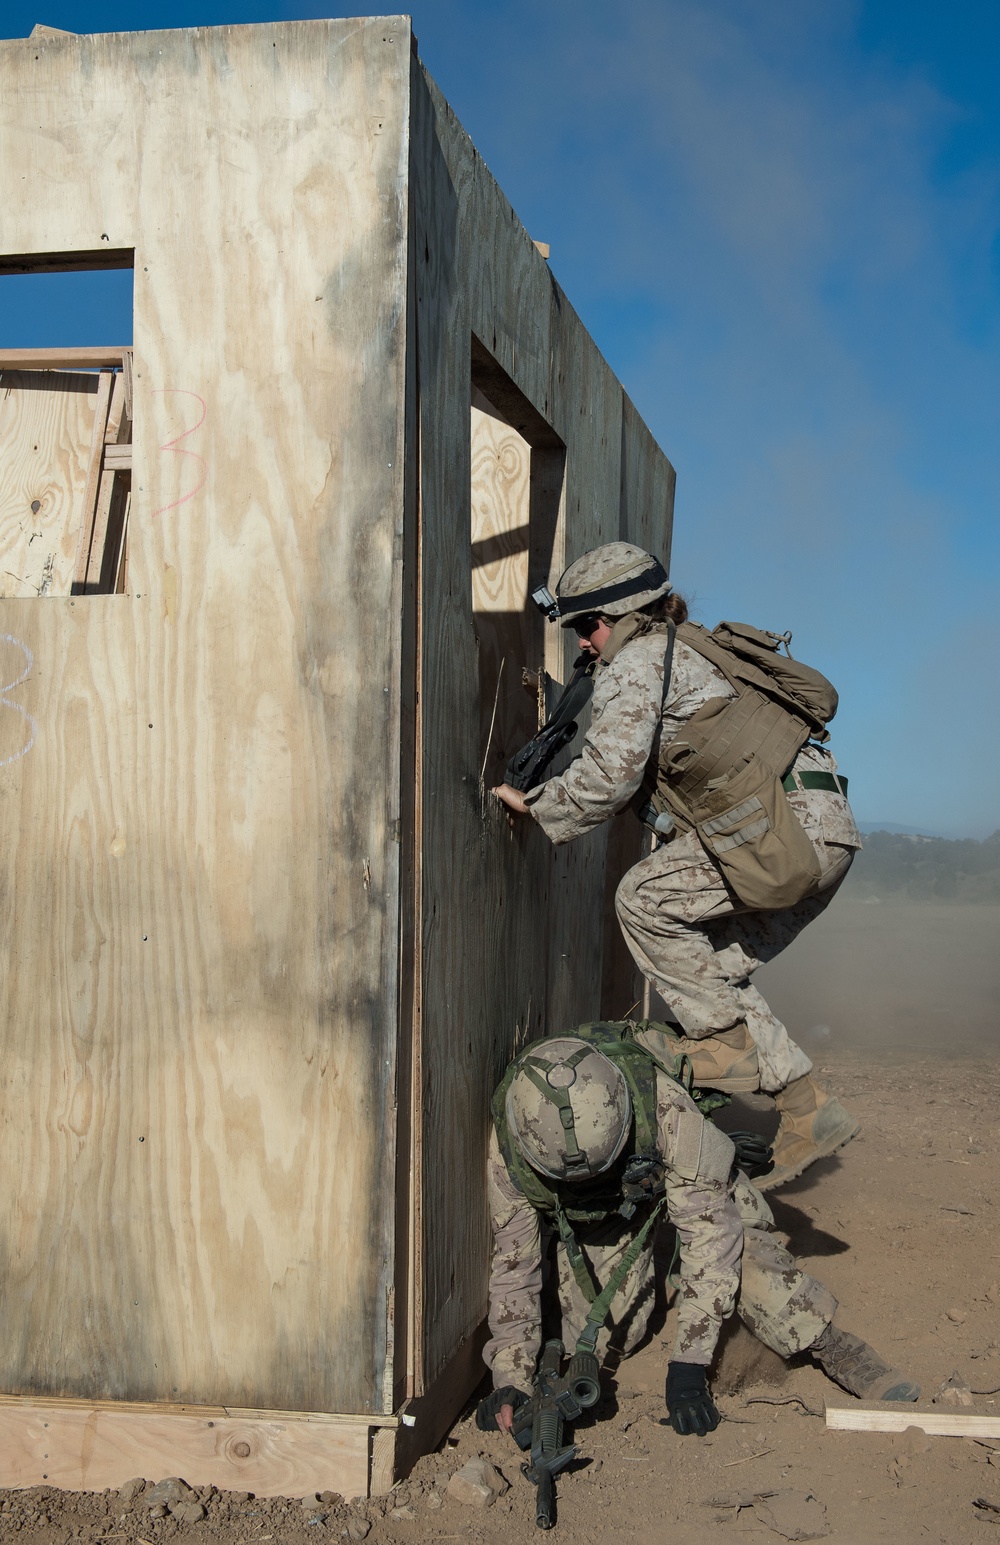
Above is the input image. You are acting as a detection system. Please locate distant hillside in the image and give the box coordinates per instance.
[843,828,1000,903]
[856,820,947,838]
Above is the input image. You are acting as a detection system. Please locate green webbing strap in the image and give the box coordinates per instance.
[518,1046,594,1170]
[554,1202,600,1306]
[573,1193,669,1356]
[781,769,848,796]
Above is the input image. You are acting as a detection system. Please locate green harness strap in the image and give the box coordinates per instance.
[571,1192,670,1356]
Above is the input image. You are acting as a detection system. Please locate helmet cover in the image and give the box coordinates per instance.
[555,542,671,625]
[506,1037,633,1181]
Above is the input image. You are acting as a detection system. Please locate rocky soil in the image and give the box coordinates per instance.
[3,1048,999,1545]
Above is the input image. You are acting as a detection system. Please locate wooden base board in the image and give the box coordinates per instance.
[826,1400,1000,1438]
[392,1321,490,1483]
[0,1395,397,1499]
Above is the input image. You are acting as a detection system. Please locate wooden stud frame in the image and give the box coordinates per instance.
[0,348,133,596]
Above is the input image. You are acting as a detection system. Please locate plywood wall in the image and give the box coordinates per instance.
[0,14,676,1430]
[409,62,675,1392]
[0,18,411,1416]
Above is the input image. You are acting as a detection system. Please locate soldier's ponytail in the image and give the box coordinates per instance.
[642,592,688,626]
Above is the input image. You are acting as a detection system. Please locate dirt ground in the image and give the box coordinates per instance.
[3,900,998,1545]
[3,1044,999,1545]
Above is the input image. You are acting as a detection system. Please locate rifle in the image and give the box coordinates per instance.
[504,656,595,794]
[510,1339,601,1529]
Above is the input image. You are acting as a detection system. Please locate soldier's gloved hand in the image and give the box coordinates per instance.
[476,1385,528,1433]
[665,1362,721,1436]
[728,1129,774,1180]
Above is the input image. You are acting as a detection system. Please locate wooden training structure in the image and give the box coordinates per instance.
[0,16,675,1497]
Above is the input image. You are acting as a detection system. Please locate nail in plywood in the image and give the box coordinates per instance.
[825,1401,1000,1437]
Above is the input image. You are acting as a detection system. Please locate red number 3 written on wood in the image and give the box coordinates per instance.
[152,389,207,516]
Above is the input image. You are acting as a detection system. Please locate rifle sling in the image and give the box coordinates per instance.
[553,1192,669,1358]
[544,657,595,732]
[576,1196,668,1356]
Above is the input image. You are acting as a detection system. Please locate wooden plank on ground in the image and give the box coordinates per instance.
[826,1401,1000,1437]
[0,1396,375,1497]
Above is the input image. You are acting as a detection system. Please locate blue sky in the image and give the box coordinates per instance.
[2,2,998,836]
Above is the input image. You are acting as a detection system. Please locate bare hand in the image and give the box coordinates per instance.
[496,1402,515,1433]
[492,783,530,817]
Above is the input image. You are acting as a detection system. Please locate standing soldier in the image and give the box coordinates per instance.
[493,542,861,1188]
[479,1023,918,1434]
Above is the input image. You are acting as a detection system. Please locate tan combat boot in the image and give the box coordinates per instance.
[685,1022,760,1094]
[810,1323,920,1402]
[757,1073,859,1190]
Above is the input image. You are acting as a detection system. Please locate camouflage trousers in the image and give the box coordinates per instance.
[555,1180,836,1367]
[614,825,854,1093]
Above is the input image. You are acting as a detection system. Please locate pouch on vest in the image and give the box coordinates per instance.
[685,756,822,910]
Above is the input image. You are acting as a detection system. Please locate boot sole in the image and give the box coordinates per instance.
[756,1115,861,1191]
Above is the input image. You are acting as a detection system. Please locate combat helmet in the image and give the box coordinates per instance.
[555,542,671,627]
[505,1037,633,1181]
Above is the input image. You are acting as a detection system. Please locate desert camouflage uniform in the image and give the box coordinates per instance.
[525,631,862,1093]
[483,1040,837,1391]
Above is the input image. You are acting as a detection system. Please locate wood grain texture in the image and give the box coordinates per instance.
[0,370,101,596]
[0,1395,374,1497]
[409,58,675,1392]
[0,349,129,369]
[470,390,549,782]
[825,1402,1000,1437]
[0,18,412,1417]
[0,16,675,1441]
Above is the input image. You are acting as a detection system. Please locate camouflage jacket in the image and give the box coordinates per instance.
[525,631,860,849]
[484,1035,744,1389]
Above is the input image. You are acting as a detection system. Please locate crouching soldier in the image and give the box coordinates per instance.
[479,1021,918,1437]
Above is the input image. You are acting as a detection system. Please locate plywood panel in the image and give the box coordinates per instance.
[409,58,672,1393]
[471,396,531,614]
[410,64,556,1389]
[0,1396,376,1499]
[0,371,100,597]
[0,17,412,1417]
[470,389,548,783]
[619,390,676,560]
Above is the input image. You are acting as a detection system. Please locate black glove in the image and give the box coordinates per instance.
[475,1385,528,1431]
[728,1129,774,1180]
[665,1362,721,1436]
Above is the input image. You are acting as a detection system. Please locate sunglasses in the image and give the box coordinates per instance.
[572,613,604,637]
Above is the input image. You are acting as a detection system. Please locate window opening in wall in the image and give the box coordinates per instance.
[470,337,566,784]
[0,255,134,596]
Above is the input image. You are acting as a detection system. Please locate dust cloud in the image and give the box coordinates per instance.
[757,887,1000,1059]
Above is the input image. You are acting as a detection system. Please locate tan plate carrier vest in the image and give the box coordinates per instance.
[602,614,840,911]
